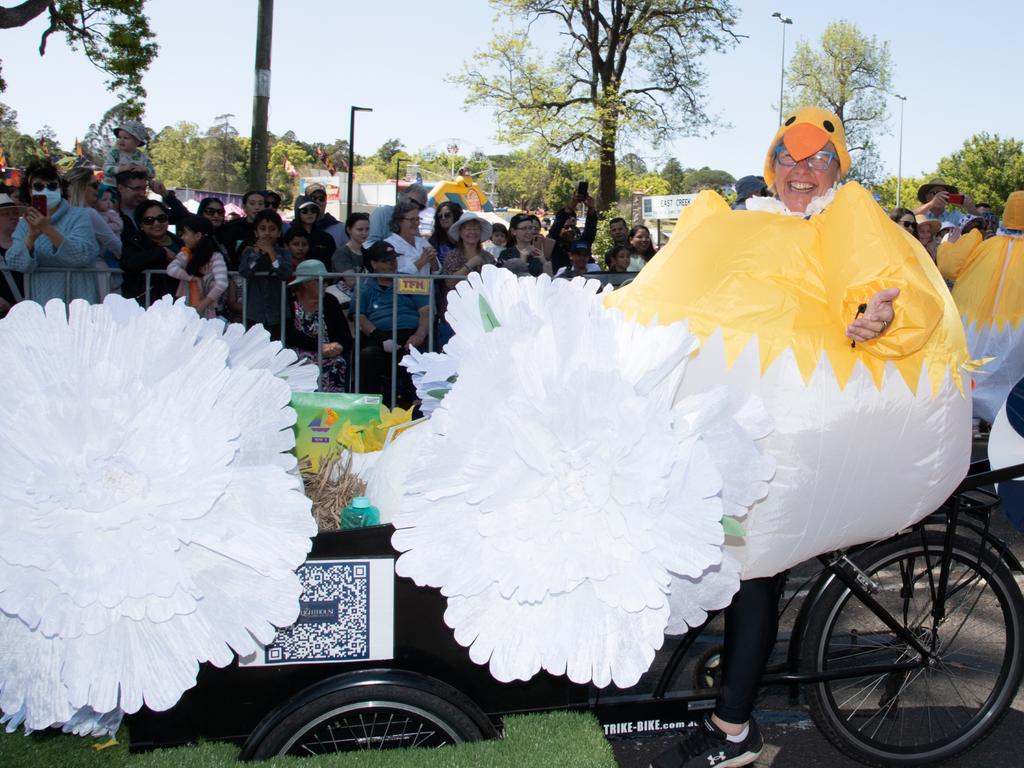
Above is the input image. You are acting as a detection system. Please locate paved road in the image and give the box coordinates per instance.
[613,453,1024,768]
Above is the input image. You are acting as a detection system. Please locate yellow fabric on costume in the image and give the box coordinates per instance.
[604,181,967,396]
[940,231,1024,332]
[937,227,1024,421]
[605,180,971,579]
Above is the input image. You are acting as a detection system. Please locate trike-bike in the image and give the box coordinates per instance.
[127,457,1024,767]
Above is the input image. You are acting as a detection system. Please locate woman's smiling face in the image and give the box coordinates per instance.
[774,142,840,213]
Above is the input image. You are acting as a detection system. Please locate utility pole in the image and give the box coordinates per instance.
[248,0,274,192]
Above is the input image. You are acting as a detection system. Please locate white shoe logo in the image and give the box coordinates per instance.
[707,751,727,766]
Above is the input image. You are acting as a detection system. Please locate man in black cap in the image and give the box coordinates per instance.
[357,241,430,407]
[731,175,769,210]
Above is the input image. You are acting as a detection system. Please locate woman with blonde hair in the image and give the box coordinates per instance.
[64,166,122,298]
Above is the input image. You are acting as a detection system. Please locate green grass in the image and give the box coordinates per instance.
[0,711,616,768]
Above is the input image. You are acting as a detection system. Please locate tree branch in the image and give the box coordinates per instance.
[0,0,49,29]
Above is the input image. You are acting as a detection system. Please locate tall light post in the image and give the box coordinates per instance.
[347,106,372,218]
[893,93,907,209]
[771,12,793,125]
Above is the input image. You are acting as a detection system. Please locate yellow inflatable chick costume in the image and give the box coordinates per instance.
[606,107,972,579]
[938,191,1024,422]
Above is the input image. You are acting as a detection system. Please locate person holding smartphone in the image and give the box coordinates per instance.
[546,185,597,275]
[6,160,98,304]
[914,177,977,225]
[497,213,552,277]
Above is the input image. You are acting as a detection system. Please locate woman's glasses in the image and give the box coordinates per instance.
[774,147,837,171]
[900,219,916,230]
[141,214,169,225]
[31,181,60,192]
[439,211,455,220]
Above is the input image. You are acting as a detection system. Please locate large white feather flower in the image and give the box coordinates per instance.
[390,267,774,688]
[0,298,316,736]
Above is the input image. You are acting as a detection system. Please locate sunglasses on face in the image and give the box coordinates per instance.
[203,208,225,216]
[900,219,915,230]
[439,211,455,220]
[31,181,60,192]
[300,206,319,214]
[141,214,168,225]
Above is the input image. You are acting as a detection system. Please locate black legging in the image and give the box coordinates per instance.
[714,573,787,724]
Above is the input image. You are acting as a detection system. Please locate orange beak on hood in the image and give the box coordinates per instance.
[781,123,830,162]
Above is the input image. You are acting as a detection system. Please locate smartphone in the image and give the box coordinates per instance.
[576,181,589,198]
[946,193,965,205]
[30,194,47,217]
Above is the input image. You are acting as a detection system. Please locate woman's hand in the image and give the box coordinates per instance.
[321,341,342,359]
[846,287,899,343]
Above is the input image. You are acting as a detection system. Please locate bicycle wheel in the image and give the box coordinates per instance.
[248,684,486,757]
[801,531,1024,766]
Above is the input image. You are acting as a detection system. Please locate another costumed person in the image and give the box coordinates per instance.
[938,191,1024,430]
[370,107,971,768]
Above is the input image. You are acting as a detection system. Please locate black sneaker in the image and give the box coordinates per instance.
[649,714,763,768]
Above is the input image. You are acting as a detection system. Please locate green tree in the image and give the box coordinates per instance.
[202,114,244,194]
[34,124,61,155]
[660,158,688,194]
[681,167,734,193]
[148,121,205,189]
[452,0,739,210]
[267,140,314,205]
[867,173,926,212]
[617,170,669,200]
[375,138,404,166]
[934,133,1024,216]
[786,21,893,184]
[0,102,46,168]
[0,0,158,111]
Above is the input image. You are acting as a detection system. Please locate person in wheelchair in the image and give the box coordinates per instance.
[650,109,900,768]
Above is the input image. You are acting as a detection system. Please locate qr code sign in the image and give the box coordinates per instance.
[264,561,371,664]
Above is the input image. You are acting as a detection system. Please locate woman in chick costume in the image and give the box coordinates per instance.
[937,190,1024,431]
[378,107,969,768]
[606,108,970,767]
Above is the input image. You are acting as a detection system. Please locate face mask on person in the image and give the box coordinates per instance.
[42,188,62,210]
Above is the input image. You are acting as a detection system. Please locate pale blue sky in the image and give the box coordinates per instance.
[2,1,1020,182]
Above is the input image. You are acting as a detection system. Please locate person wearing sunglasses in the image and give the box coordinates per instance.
[889,206,918,238]
[64,167,123,299]
[119,200,180,306]
[197,197,228,249]
[287,195,336,270]
[6,160,99,304]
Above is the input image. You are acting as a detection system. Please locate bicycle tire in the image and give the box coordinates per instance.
[248,683,485,758]
[801,531,1024,766]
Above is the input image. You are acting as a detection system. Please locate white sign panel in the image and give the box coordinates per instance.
[642,194,697,220]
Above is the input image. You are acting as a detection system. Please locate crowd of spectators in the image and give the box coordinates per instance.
[2,131,1009,408]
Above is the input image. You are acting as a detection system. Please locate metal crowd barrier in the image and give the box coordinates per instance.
[0,265,634,408]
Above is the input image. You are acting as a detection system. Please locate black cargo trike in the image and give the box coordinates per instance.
[127,456,1024,767]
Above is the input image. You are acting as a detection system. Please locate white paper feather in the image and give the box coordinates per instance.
[387,267,775,688]
[0,298,315,737]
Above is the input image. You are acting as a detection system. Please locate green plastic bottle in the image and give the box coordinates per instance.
[341,496,380,529]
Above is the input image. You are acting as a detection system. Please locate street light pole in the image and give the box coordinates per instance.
[347,106,372,219]
[395,157,407,204]
[894,93,907,209]
[771,12,793,125]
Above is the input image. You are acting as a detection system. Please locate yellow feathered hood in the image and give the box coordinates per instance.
[763,106,851,189]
